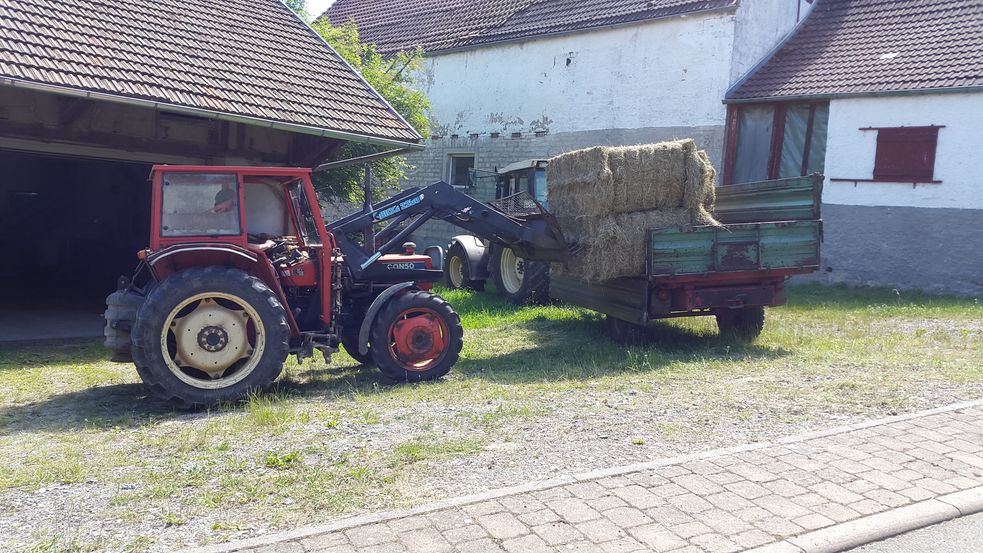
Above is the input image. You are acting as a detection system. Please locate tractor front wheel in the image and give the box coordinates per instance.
[370,291,463,382]
[341,335,374,366]
[131,267,289,408]
[444,242,485,291]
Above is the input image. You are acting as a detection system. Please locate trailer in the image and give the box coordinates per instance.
[549,174,823,343]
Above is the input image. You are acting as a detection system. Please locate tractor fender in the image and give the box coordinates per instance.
[357,282,415,356]
[448,235,491,280]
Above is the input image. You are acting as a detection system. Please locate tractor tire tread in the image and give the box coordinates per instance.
[369,290,463,383]
[131,267,289,409]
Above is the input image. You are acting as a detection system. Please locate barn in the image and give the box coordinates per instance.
[0,0,420,340]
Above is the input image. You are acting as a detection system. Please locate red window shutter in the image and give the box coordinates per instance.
[873,127,939,182]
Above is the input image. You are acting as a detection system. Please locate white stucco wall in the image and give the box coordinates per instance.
[823,92,983,210]
[421,11,738,137]
[729,0,814,83]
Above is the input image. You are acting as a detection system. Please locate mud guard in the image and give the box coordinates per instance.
[357,282,415,355]
[449,235,491,280]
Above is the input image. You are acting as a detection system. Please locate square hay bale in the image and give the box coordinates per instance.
[547,139,719,282]
[552,209,715,282]
[547,139,716,218]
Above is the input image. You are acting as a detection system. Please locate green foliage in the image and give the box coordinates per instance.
[284,0,309,21]
[309,19,431,203]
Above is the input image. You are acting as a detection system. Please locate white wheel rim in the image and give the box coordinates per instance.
[448,256,465,288]
[160,292,265,390]
[500,248,524,294]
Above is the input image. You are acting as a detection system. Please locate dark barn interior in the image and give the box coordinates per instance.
[0,151,151,339]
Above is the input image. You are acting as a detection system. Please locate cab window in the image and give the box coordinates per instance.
[160,172,241,237]
[288,181,322,246]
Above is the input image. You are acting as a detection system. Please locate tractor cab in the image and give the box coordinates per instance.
[494,159,549,207]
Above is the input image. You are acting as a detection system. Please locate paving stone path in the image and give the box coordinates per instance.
[198,401,983,553]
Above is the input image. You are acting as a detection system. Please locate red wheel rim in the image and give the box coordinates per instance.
[386,307,449,372]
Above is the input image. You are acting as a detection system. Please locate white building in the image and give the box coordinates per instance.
[326,0,814,248]
[725,0,983,295]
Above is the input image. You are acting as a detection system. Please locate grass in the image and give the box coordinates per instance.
[0,283,980,551]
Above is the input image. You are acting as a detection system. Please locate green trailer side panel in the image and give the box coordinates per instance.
[714,174,822,224]
[549,275,648,325]
[649,220,821,277]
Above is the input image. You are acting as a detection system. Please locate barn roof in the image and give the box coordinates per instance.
[0,0,422,146]
[324,0,737,54]
[727,0,983,101]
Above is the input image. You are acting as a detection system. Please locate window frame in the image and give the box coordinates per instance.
[159,171,243,238]
[724,100,829,185]
[447,153,475,188]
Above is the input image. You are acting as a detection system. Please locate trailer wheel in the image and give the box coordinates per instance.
[715,307,765,342]
[444,242,485,291]
[130,267,289,408]
[606,315,648,345]
[340,335,373,366]
[492,246,549,305]
[370,291,463,382]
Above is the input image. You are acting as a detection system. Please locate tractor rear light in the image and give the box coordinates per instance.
[137,249,148,260]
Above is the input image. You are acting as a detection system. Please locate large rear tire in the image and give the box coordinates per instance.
[131,267,289,408]
[370,291,463,382]
[443,242,485,291]
[491,246,549,305]
[715,307,765,342]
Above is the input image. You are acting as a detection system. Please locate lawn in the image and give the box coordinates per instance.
[0,284,980,552]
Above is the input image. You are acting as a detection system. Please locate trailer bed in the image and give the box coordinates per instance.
[549,174,823,328]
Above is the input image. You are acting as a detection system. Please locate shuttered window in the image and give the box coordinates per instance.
[873,127,939,182]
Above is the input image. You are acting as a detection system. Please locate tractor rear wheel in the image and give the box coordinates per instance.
[370,290,463,382]
[131,267,289,408]
[444,242,484,291]
[715,306,765,342]
[492,246,549,305]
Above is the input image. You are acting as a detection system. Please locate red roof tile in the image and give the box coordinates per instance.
[0,0,421,144]
[728,0,983,100]
[324,0,737,54]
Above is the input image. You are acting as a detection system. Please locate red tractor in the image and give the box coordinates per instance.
[105,165,567,408]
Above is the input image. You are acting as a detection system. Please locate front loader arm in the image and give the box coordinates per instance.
[327,181,569,277]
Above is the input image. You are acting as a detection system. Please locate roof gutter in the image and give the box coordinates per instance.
[0,77,425,152]
[391,3,738,57]
[723,85,983,104]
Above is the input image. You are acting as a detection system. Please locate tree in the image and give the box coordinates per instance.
[283,0,309,21]
[310,19,430,203]
[281,1,431,204]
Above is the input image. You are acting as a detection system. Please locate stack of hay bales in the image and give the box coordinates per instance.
[548,139,718,282]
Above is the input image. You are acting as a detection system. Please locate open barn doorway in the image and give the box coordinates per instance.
[0,151,151,341]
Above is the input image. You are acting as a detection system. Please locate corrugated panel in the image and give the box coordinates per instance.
[714,174,822,224]
[549,274,648,325]
[649,220,822,277]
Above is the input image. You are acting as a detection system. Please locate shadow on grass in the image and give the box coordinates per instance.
[1,290,792,433]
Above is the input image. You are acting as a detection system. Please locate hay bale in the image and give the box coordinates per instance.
[547,139,715,218]
[552,208,717,282]
[547,139,719,282]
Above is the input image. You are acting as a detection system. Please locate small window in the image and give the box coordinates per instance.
[161,172,241,237]
[873,127,939,182]
[448,154,474,187]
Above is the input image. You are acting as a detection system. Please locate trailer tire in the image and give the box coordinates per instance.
[715,306,765,342]
[606,315,648,345]
[341,335,374,366]
[131,267,289,409]
[370,291,463,382]
[492,246,549,305]
[444,242,485,291]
